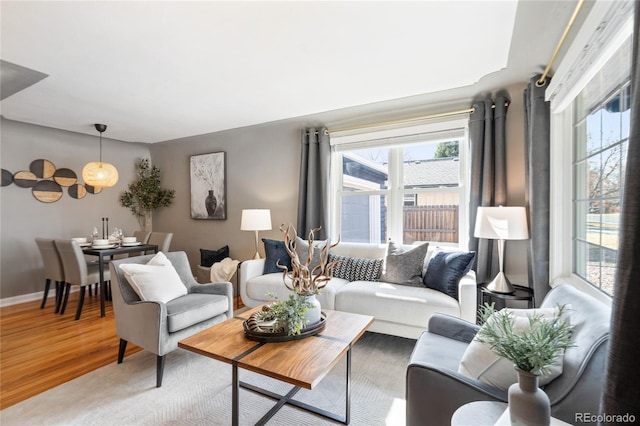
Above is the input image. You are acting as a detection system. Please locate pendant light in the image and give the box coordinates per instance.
[82,124,119,188]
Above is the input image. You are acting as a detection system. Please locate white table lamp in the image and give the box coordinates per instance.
[241,209,272,259]
[474,206,529,294]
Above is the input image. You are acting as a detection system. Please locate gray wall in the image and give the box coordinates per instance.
[0,118,150,300]
[149,119,308,269]
[1,82,531,302]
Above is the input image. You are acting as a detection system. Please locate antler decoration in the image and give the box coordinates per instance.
[277,224,341,296]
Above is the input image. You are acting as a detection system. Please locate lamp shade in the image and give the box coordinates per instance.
[240,209,272,231]
[82,161,119,188]
[474,206,529,240]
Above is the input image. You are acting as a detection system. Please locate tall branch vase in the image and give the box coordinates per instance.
[508,367,550,425]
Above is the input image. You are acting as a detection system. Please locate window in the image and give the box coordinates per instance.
[573,42,631,296]
[547,0,633,300]
[330,121,468,246]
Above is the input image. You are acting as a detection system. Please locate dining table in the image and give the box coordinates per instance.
[82,243,159,317]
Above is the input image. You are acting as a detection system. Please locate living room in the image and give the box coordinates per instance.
[1,0,639,424]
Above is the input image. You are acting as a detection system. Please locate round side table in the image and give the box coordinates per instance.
[479,284,535,312]
[451,401,507,426]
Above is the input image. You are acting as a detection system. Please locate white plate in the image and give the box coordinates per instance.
[91,244,116,249]
[78,242,91,247]
[121,242,141,246]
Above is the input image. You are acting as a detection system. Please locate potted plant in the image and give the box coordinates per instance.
[119,158,175,231]
[476,304,574,425]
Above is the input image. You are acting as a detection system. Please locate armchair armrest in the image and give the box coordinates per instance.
[114,299,167,354]
[191,281,234,318]
[427,313,480,344]
[240,259,266,306]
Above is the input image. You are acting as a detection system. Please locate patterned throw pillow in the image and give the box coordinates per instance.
[200,245,229,267]
[380,241,430,286]
[262,239,292,274]
[328,253,383,282]
[423,249,476,299]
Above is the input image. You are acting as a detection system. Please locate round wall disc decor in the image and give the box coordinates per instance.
[53,168,77,187]
[85,184,102,194]
[30,159,56,179]
[68,184,87,199]
[1,169,13,186]
[32,180,63,203]
[13,171,38,188]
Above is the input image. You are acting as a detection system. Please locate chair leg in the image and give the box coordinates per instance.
[88,284,93,297]
[74,286,86,320]
[40,278,51,309]
[54,281,63,313]
[157,355,166,388]
[117,339,128,364]
[60,283,71,314]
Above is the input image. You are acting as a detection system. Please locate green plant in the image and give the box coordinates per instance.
[255,293,313,336]
[119,159,175,230]
[476,304,574,376]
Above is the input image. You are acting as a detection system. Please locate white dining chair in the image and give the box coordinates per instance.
[148,232,173,253]
[55,239,111,320]
[35,238,65,311]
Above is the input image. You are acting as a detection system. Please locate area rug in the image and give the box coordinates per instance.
[0,332,415,425]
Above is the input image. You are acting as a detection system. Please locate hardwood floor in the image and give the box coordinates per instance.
[0,292,244,410]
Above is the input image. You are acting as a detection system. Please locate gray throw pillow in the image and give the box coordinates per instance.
[294,236,328,273]
[380,241,429,286]
[328,253,383,282]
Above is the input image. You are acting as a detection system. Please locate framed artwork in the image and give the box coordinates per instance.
[190,152,226,220]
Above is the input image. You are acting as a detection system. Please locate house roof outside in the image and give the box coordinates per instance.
[403,157,459,188]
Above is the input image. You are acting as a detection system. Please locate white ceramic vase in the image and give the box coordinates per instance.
[301,295,322,327]
[508,366,550,426]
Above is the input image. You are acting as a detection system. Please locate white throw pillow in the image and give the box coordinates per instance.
[458,306,570,390]
[119,252,188,303]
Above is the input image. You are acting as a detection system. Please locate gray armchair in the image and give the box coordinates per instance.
[406,284,611,425]
[109,251,233,387]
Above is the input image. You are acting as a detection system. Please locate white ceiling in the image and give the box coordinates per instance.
[0,1,581,143]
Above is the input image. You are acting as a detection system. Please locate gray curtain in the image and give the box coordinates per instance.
[468,97,508,284]
[523,75,551,306]
[603,3,640,418]
[297,127,330,239]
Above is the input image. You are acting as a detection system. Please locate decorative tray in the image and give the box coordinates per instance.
[243,312,327,343]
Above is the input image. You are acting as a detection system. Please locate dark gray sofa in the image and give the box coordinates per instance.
[406,284,611,425]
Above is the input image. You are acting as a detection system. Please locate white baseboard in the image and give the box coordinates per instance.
[0,287,78,308]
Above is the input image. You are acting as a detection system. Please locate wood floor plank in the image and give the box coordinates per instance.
[0,293,244,409]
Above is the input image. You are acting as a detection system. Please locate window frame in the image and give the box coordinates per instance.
[329,118,470,247]
[546,0,633,304]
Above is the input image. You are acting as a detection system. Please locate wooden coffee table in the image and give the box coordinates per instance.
[178,306,374,425]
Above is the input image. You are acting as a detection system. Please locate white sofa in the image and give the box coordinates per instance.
[240,242,477,339]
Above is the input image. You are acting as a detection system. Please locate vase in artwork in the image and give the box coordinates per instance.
[301,295,322,327]
[205,190,217,217]
[508,366,550,426]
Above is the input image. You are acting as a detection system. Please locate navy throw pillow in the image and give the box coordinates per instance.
[262,238,292,274]
[200,245,229,267]
[423,250,476,299]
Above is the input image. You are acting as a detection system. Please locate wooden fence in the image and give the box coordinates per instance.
[402,205,458,243]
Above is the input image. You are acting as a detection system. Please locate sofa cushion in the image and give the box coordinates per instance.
[423,249,476,299]
[295,236,328,273]
[245,272,349,310]
[329,253,383,282]
[200,245,229,267]
[458,306,569,390]
[380,241,429,286]
[119,252,187,303]
[166,293,229,333]
[262,238,292,274]
[335,280,459,327]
